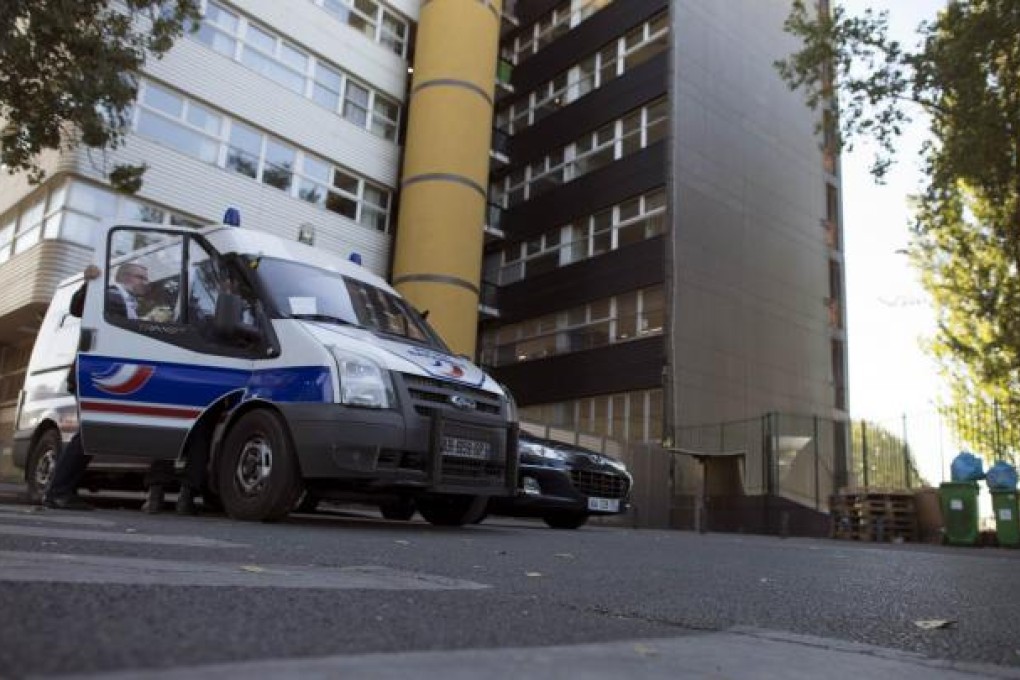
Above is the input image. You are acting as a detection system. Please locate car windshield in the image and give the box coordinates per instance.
[249,257,447,349]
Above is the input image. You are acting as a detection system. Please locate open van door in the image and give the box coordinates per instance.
[76,222,259,462]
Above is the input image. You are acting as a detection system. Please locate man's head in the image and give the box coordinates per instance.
[115,263,149,297]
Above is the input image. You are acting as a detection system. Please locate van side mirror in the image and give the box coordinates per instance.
[214,293,262,344]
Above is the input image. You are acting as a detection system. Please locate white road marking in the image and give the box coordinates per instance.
[0,506,117,527]
[0,525,245,548]
[0,551,490,590]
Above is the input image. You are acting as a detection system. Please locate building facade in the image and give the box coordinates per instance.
[0,0,847,486]
[482,0,847,454]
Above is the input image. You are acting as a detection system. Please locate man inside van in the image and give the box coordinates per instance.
[109,263,149,319]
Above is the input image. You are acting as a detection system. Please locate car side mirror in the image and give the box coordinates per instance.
[214,293,262,344]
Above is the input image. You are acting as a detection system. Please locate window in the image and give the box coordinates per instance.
[310,0,408,56]
[480,285,665,366]
[517,388,664,444]
[133,80,393,232]
[513,0,615,64]
[496,97,667,208]
[193,2,402,141]
[499,12,668,135]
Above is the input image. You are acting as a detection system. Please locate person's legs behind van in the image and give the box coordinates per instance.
[43,433,93,511]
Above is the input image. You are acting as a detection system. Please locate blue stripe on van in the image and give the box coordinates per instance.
[78,355,333,407]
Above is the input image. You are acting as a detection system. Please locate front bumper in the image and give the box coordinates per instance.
[280,373,517,497]
[488,461,631,517]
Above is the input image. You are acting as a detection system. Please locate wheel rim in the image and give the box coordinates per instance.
[235,435,273,497]
[34,446,57,489]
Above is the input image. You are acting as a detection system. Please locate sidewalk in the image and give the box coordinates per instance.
[52,628,1020,680]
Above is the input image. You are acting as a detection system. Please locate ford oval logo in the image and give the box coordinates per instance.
[449,395,476,411]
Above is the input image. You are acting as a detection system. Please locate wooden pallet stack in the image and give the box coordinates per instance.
[830,490,918,542]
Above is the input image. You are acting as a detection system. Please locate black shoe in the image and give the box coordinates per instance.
[142,485,164,514]
[43,494,93,511]
[176,487,198,516]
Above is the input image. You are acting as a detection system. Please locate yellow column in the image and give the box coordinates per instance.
[391,0,502,358]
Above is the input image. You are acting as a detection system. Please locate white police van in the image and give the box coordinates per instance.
[13,218,518,525]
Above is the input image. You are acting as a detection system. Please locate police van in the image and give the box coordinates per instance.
[12,218,518,525]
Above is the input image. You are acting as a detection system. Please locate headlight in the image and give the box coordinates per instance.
[501,383,518,423]
[331,348,393,409]
[521,441,569,462]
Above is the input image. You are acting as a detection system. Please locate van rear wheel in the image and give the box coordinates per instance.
[218,409,300,522]
[26,428,61,503]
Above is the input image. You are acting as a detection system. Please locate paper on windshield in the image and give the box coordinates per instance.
[289,297,318,315]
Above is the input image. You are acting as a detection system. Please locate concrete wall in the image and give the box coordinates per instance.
[668,0,840,426]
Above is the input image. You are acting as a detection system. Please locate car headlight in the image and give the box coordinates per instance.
[521,441,569,462]
[500,382,518,423]
[330,348,393,408]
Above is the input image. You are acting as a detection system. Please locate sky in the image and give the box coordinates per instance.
[838,0,950,483]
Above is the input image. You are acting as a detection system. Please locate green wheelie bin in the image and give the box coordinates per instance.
[990,490,1020,548]
[939,481,980,546]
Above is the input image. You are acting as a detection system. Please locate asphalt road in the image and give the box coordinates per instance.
[1,484,1019,679]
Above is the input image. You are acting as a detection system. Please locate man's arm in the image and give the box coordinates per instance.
[68,265,101,318]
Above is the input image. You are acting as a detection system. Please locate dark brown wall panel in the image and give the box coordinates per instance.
[493,336,665,405]
[496,235,665,323]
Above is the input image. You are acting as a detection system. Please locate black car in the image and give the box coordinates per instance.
[483,431,632,529]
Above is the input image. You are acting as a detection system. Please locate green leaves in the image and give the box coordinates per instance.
[777,0,1020,418]
[0,0,200,191]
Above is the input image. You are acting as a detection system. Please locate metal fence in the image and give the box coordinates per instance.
[516,404,1006,536]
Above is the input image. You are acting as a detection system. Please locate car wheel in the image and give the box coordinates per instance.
[380,497,415,521]
[542,511,589,530]
[217,409,301,522]
[26,428,61,503]
[416,495,487,527]
[294,491,320,514]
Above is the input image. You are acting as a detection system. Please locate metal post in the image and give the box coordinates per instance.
[813,415,820,510]
[902,413,911,489]
[861,421,870,489]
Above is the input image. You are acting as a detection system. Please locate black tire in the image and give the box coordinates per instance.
[542,511,589,530]
[379,497,415,521]
[294,491,320,514]
[217,409,301,522]
[416,495,487,527]
[26,428,61,503]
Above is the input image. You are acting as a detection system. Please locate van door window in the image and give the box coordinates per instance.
[106,227,184,329]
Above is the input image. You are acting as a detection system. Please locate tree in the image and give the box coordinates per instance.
[775,0,1020,417]
[0,0,200,189]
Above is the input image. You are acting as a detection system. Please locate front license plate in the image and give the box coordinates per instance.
[441,436,492,460]
[587,497,620,512]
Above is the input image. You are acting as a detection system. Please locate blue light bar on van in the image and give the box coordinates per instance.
[223,207,241,227]
[349,252,362,265]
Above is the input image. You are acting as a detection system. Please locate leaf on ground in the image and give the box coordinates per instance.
[394,540,410,546]
[554,553,575,559]
[526,571,543,577]
[240,565,265,573]
[633,643,658,657]
[914,619,955,630]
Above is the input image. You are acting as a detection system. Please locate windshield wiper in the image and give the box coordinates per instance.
[290,313,358,328]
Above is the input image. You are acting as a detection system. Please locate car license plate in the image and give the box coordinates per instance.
[587,497,619,512]
[441,436,491,460]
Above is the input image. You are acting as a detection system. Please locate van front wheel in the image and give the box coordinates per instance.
[218,410,300,522]
[26,428,61,503]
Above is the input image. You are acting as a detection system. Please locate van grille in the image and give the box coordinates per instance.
[570,469,630,499]
[441,458,506,486]
[401,374,502,416]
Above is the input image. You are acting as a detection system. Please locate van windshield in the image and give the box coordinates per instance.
[250,257,448,350]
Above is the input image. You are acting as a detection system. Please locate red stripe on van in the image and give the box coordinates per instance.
[80,400,201,419]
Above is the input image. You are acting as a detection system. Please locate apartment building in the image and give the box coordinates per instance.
[481,0,847,454]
